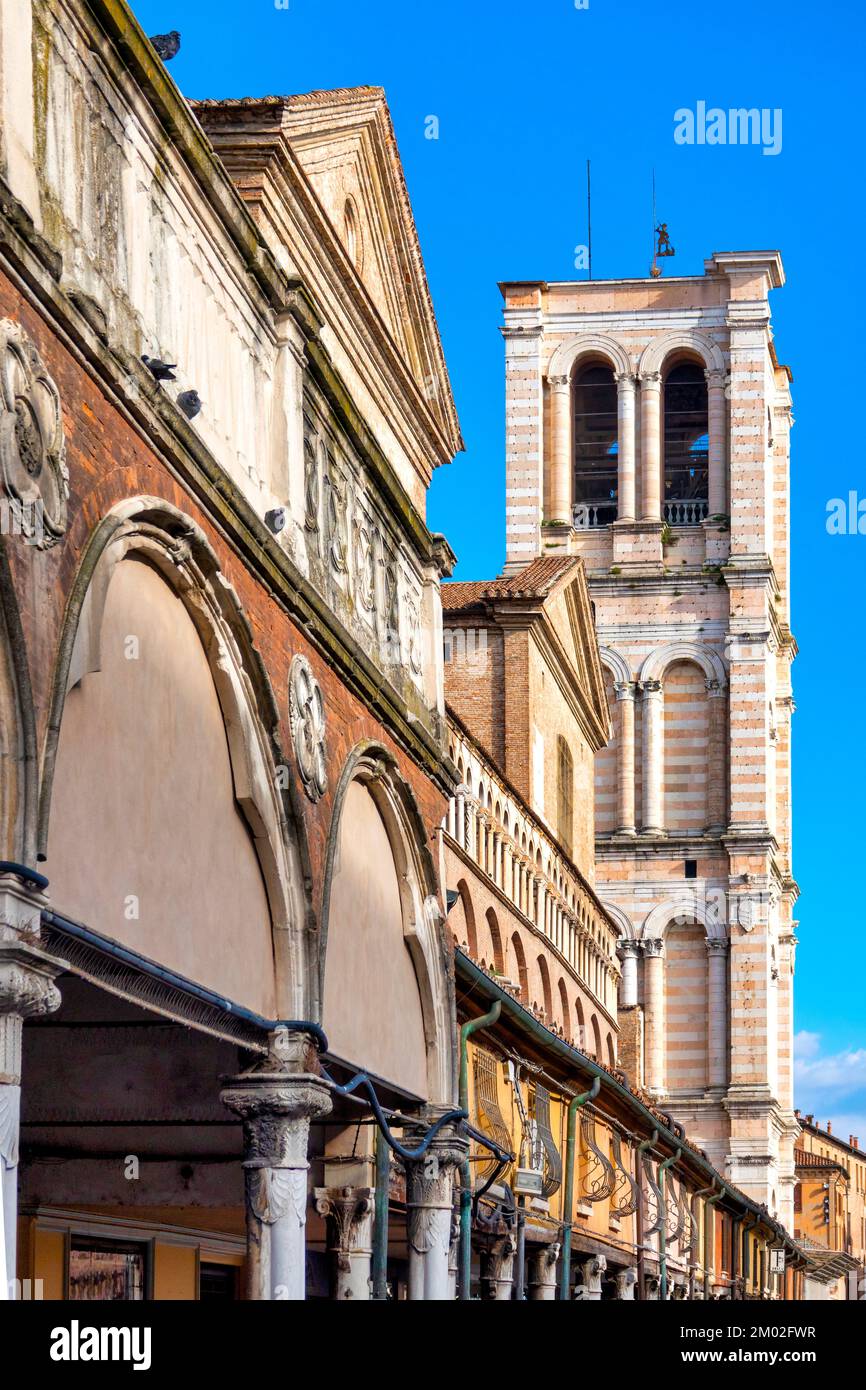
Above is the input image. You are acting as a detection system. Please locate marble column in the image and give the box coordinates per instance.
[454,787,467,849]
[643,938,666,1094]
[481,1232,517,1300]
[614,680,636,834]
[705,680,728,833]
[706,940,730,1090]
[549,375,572,523]
[528,1241,560,1300]
[405,1126,468,1301]
[640,371,662,520]
[221,1028,332,1301]
[705,368,728,517]
[314,1185,373,1300]
[0,938,61,1301]
[616,372,637,520]
[642,679,664,834]
[618,941,641,1008]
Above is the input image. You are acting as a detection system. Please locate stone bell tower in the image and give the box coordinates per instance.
[500,252,798,1229]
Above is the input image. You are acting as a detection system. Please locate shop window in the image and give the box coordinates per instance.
[68,1237,147,1301]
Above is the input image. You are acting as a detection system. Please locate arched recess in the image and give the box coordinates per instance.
[510,932,528,1000]
[607,1034,616,1068]
[0,542,39,862]
[662,660,710,833]
[664,917,709,1092]
[454,878,478,958]
[486,908,505,976]
[640,641,726,688]
[590,1013,603,1059]
[547,333,632,384]
[40,498,309,1018]
[557,978,571,1038]
[536,955,553,1021]
[320,742,453,1105]
[642,898,727,943]
[637,331,726,379]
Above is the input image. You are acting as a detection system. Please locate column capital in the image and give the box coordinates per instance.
[615,370,637,387]
[639,370,662,388]
[706,677,727,698]
[614,680,636,702]
[705,367,729,389]
[641,678,663,697]
[643,936,665,959]
[618,938,642,960]
[547,373,571,393]
[0,941,63,1084]
[706,938,730,957]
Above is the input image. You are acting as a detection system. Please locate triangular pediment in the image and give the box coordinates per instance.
[196,88,460,455]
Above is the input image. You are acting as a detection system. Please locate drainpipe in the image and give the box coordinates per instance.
[657,1148,681,1302]
[371,1125,390,1300]
[689,1181,717,1299]
[458,1002,502,1300]
[558,1075,601,1300]
[514,1206,527,1300]
[703,1186,724,1298]
[741,1214,758,1299]
[636,1129,659,1300]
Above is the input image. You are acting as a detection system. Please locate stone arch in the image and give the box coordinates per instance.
[607,1033,616,1068]
[39,496,310,1015]
[547,332,632,383]
[601,900,636,942]
[558,978,571,1037]
[599,645,632,686]
[321,742,452,1103]
[640,642,726,687]
[590,1013,603,1059]
[455,878,478,957]
[486,907,505,976]
[510,931,528,999]
[638,330,726,379]
[0,543,39,862]
[536,954,553,1021]
[642,896,727,942]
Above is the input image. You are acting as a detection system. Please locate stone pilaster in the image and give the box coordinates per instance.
[614,680,636,833]
[221,1028,332,1301]
[641,680,664,834]
[706,939,730,1089]
[705,368,728,518]
[314,1185,373,1301]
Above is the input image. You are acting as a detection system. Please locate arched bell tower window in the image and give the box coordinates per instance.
[572,362,618,527]
[663,362,708,525]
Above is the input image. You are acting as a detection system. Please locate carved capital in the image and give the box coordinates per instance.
[0,942,62,1083]
[614,680,636,702]
[314,1185,373,1257]
[706,939,730,957]
[404,1126,468,1256]
[643,937,665,959]
[547,373,571,393]
[640,370,662,388]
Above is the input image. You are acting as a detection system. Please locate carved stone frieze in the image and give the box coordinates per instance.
[288,653,327,802]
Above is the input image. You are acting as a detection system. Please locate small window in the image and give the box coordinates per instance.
[199,1261,239,1301]
[684,859,697,879]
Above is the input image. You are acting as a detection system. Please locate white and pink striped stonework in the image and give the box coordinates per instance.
[500,252,798,1231]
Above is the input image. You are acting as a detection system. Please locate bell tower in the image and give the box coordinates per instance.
[500,252,798,1228]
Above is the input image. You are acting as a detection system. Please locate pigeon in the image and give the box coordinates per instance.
[141,354,177,382]
[149,31,181,61]
[177,389,202,420]
[265,508,287,535]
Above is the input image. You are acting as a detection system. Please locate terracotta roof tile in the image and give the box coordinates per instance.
[441,556,579,612]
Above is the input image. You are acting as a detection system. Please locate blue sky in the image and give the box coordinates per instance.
[132,0,866,1135]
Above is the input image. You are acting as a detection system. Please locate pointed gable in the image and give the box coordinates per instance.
[193,88,462,474]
